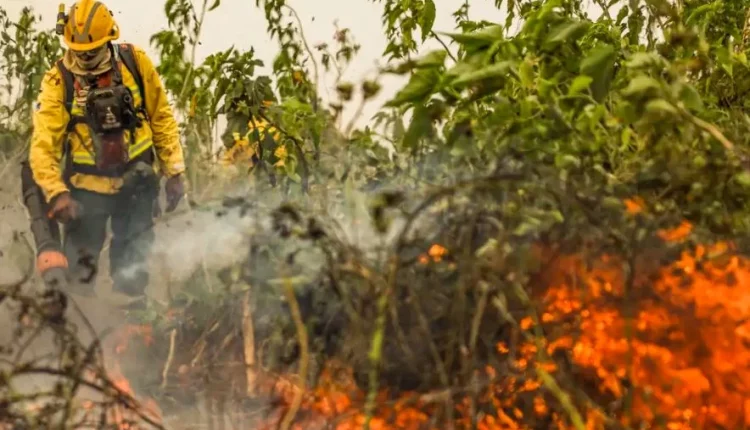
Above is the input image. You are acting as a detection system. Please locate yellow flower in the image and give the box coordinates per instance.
[274,145,288,160]
[273,145,288,167]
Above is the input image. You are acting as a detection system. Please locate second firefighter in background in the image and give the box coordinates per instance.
[219,95,282,176]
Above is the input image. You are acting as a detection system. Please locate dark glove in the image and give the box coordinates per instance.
[47,192,81,223]
[165,174,185,213]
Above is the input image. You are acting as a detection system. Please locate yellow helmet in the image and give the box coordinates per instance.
[61,1,120,51]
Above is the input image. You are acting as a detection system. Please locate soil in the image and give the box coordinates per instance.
[0,159,190,352]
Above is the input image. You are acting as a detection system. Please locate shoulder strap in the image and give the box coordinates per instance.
[56,59,74,115]
[117,43,148,116]
[54,59,76,177]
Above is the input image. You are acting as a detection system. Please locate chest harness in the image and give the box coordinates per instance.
[56,43,152,178]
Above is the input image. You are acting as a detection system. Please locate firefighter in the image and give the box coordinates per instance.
[218,84,283,186]
[28,1,186,307]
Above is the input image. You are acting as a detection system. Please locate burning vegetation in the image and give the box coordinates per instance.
[4,0,750,428]
[12,181,737,430]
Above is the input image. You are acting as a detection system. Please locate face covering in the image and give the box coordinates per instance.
[63,44,112,75]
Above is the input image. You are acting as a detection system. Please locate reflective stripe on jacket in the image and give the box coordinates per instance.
[29,44,186,202]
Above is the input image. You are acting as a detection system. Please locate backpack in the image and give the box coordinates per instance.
[56,43,147,123]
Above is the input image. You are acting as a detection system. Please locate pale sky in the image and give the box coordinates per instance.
[5,0,509,132]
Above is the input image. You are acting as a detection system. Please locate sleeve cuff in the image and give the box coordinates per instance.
[167,163,185,177]
[45,187,70,204]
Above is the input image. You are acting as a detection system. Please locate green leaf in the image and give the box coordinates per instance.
[555,154,581,169]
[444,54,484,77]
[548,210,564,224]
[451,61,514,88]
[420,0,436,42]
[538,78,556,99]
[475,238,499,258]
[626,52,665,69]
[734,171,750,188]
[513,217,542,237]
[543,21,590,49]
[382,60,417,75]
[685,0,722,26]
[467,79,508,101]
[616,5,629,25]
[415,50,446,68]
[677,83,703,112]
[568,75,593,95]
[622,76,661,97]
[580,44,616,101]
[581,44,616,73]
[386,69,441,107]
[439,25,505,51]
[519,57,535,88]
[403,105,432,148]
[646,0,678,19]
[602,197,624,211]
[716,47,733,77]
[645,99,678,116]
[208,0,221,11]
[287,171,302,183]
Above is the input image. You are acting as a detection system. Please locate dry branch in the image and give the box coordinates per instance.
[241,287,257,395]
[279,275,309,430]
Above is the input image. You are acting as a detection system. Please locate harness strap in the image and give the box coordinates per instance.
[56,59,76,185]
[56,59,75,116]
[118,43,149,119]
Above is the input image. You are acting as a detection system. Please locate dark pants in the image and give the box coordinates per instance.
[63,187,155,297]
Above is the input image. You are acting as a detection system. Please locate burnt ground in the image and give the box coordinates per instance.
[0,159,265,426]
[0,160,202,377]
[0,161,171,331]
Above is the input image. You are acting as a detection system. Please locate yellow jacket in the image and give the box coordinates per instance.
[219,117,280,168]
[29,44,185,202]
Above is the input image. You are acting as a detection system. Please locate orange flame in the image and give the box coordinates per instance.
[92,204,750,429]
[419,243,448,264]
[113,324,153,355]
[247,215,750,428]
[105,324,162,429]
